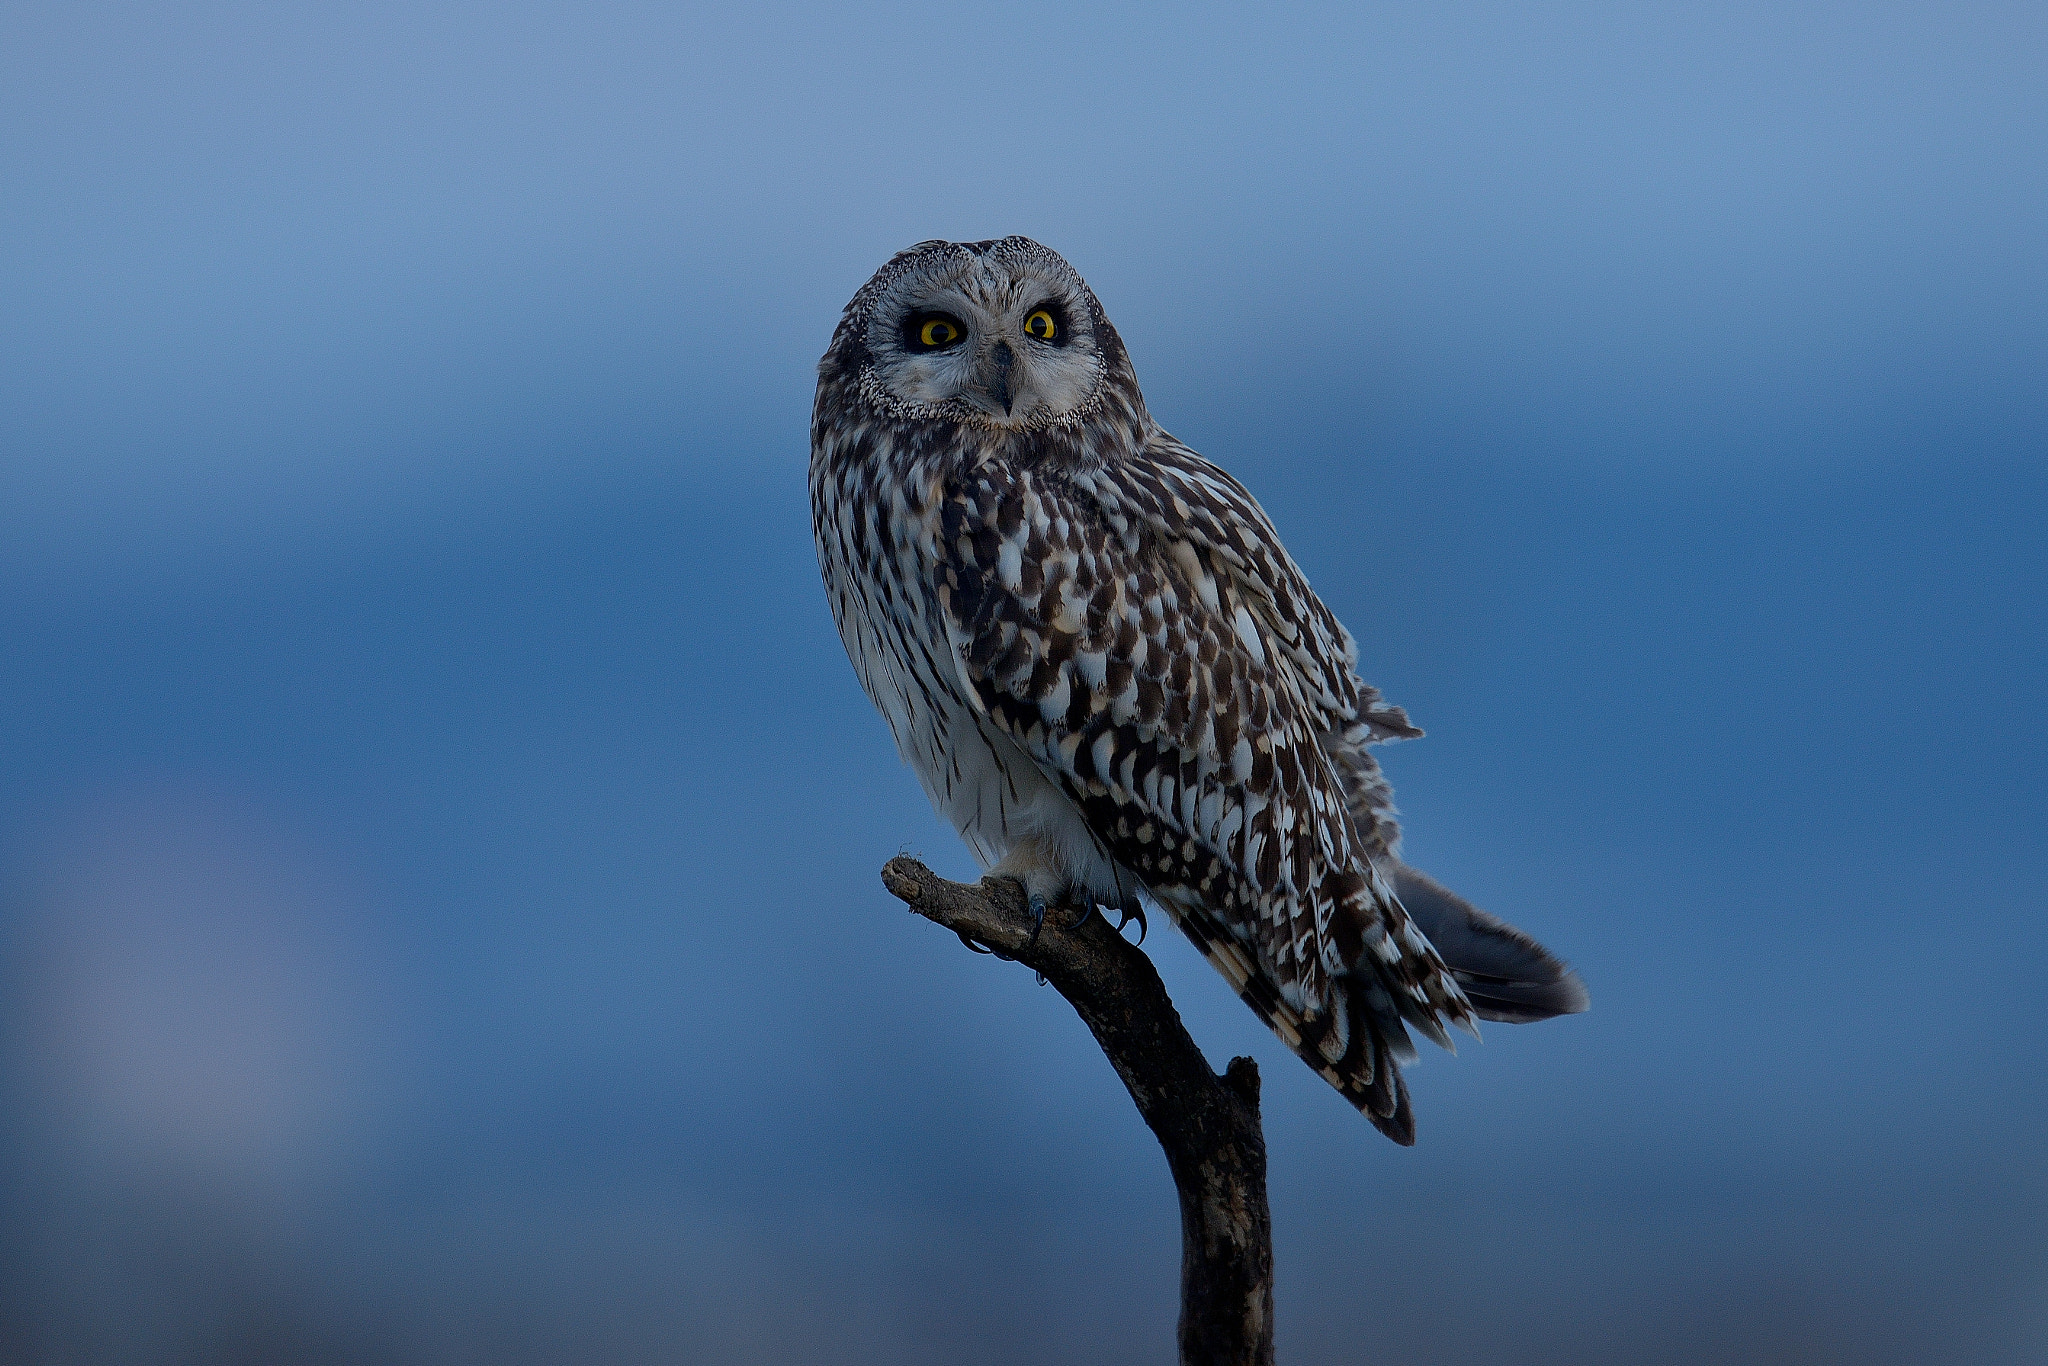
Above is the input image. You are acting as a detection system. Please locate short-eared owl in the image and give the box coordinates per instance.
[811,237,1585,1144]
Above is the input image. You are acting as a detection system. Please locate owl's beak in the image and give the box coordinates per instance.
[982,339,1014,415]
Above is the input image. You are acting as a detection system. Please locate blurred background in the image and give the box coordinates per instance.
[2,2,2043,1362]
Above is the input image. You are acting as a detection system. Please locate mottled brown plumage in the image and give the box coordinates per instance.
[812,237,1584,1143]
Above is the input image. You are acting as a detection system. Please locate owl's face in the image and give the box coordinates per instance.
[858,239,1110,428]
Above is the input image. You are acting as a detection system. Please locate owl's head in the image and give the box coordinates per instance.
[829,237,1144,434]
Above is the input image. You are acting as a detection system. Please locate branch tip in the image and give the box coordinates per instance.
[879,860,923,905]
[1223,1056,1263,1109]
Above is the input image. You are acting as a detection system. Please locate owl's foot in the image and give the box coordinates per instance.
[1026,892,1103,947]
[986,841,1070,948]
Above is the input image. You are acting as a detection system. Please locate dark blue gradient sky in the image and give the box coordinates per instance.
[2,3,2044,1362]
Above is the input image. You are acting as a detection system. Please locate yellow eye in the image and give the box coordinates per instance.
[1024,309,1057,341]
[919,318,960,347]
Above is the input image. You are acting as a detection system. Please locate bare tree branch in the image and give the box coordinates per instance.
[879,855,1275,1366]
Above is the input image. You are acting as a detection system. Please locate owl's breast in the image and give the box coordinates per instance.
[811,436,1112,881]
[812,438,972,778]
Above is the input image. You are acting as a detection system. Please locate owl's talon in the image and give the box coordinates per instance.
[1067,902,1096,933]
[1026,893,1049,948]
[1115,905,1149,945]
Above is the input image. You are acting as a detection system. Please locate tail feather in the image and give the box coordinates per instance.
[1160,861,1586,1148]
[1390,863,1590,1024]
[1298,975,1417,1145]
[1343,983,1415,1145]
[1166,894,1421,1145]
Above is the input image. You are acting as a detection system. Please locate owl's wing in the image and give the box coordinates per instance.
[932,451,1474,1140]
[1082,437,1590,1025]
[1072,435,1421,742]
[1073,438,1423,859]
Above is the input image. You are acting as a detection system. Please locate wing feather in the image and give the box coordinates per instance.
[932,448,1476,1123]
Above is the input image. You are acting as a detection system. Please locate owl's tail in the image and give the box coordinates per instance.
[1387,863,1590,1025]
[1319,864,1587,1143]
[1171,866,1588,1146]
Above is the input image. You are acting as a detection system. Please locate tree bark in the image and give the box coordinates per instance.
[878,856,1275,1366]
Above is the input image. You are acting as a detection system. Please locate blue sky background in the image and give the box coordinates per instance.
[2,3,2044,1362]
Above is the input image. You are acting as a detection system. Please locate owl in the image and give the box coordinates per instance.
[811,237,1585,1144]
